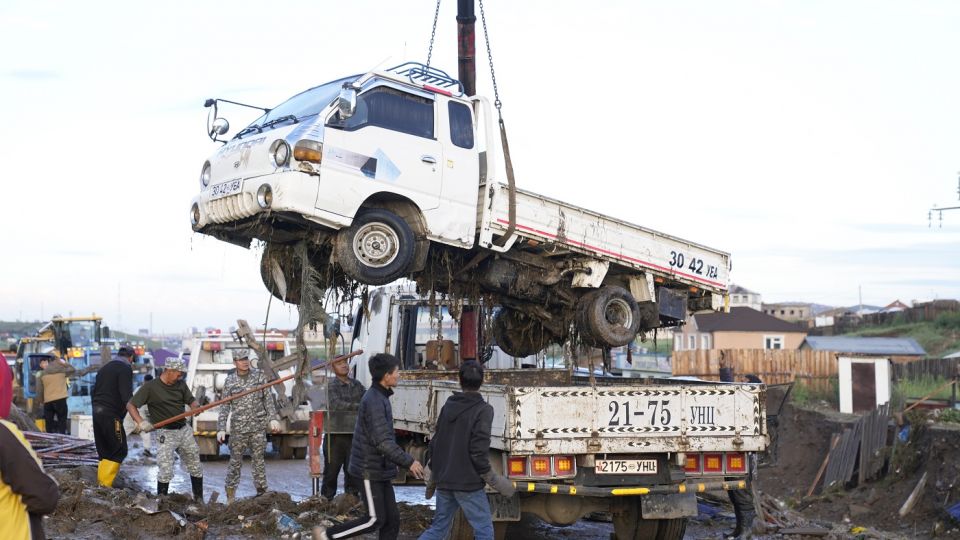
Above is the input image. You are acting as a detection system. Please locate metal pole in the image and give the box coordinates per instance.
[457,0,477,96]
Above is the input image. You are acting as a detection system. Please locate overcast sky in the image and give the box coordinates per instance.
[1,0,958,334]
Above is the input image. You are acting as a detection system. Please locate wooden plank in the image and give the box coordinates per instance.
[898,471,928,517]
[807,433,841,497]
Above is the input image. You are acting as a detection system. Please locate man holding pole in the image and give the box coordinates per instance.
[126,358,205,501]
[217,348,281,503]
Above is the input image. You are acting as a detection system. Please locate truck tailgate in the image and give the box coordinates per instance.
[479,182,730,294]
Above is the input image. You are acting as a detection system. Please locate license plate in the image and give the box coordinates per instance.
[595,459,658,475]
[209,178,243,200]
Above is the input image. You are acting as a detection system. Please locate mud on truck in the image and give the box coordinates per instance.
[190,62,731,356]
[343,285,767,539]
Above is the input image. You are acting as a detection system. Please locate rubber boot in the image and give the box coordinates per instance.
[226,488,236,505]
[157,481,169,496]
[256,486,267,497]
[97,460,121,487]
[737,511,756,539]
[191,476,204,502]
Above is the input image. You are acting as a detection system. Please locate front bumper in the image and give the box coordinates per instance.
[511,478,747,498]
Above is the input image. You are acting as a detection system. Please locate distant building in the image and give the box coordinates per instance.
[728,284,762,311]
[761,302,814,327]
[676,307,808,351]
[882,300,909,313]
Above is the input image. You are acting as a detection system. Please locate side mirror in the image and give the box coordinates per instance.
[210,117,230,136]
[337,84,358,119]
[102,326,111,339]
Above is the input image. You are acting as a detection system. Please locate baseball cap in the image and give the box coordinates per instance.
[165,358,187,372]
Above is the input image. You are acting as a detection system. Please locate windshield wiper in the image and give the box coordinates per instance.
[261,114,299,129]
[235,124,262,138]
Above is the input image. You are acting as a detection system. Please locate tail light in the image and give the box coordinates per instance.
[531,456,551,477]
[725,452,746,473]
[684,454,702,473]
[554,456,575,475]
[267,342,285,351]
[703,453,723,473]
[202,342,222,352]
[507,456,527,477]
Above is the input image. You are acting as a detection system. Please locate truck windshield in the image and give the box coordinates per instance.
[240,75,359,136]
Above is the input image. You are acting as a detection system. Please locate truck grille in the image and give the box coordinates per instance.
[205,193,259,223]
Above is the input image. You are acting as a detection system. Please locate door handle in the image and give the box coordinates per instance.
[421,155,437,164]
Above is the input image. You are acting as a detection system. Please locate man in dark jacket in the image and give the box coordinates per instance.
[418,361,515,540]
[1,361,60,540]
[91,346,134,487]
[315,353,424,540]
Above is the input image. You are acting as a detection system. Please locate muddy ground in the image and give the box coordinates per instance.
[36,404,960,539]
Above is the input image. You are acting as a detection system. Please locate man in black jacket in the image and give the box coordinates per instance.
[91,346,134,487]
[418,361,515,540]
[315,353,424,540]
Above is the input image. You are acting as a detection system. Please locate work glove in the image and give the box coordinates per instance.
[269,420,282,433]
[217,431,227,444]
[138,421,154,433]
[481,471,516,497]
[423,465,435,499]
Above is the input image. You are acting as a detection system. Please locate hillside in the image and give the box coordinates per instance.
[844,311,960,357]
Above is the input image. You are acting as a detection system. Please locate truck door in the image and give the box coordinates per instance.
[320,83,441,215]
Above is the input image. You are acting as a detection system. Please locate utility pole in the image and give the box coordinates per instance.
[929,173,960,227]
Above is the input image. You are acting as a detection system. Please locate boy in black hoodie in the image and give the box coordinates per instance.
[418,361,515,540]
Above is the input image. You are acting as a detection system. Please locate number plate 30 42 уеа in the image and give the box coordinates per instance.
[595,459,658,475]
[209,178,243,200]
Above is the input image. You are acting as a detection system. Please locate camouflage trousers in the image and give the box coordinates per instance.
[157,425,203,483]
[226,431,267,491]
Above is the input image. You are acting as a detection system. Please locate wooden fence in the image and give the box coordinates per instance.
[891,357,960,380]
[671,349,837,391]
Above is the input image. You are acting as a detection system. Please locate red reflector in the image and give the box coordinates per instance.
[703,453,723,473]
[554,456,574,474]
[507,457,527,477]
[531,456,551,477]
[684,454,702,473]
[725,452,746,473]
[423,84,453,97]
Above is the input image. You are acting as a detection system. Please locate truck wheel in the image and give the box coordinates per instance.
[612,498,687,540]
[576,286,641,348]
[335,209,415,285]
[260,243,303,305]
[492,308,552,358]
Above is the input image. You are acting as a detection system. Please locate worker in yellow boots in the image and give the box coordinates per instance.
[91,346,135,487]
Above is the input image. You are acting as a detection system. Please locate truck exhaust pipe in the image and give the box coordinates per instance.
[457,0,476,96]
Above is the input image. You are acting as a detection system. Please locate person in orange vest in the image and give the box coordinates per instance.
[0,361,60,540]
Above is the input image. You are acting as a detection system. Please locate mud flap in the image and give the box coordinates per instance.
[489,493,521,521]
[640,492,697,519]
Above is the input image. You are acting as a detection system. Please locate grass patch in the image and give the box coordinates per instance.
[895,375,956,401]
[791,376,839,408]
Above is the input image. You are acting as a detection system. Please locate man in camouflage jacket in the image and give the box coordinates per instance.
[217,349,281,503]
[321,354,365,499]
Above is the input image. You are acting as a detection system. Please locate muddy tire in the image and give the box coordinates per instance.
[491,308,553,358]
[576,285,641,348]
[612,497,686,540]
[260,243,304,305]
[334,208,415,285]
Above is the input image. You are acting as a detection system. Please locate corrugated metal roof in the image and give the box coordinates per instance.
[802,336,926,356]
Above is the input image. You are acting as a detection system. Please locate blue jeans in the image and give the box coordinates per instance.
[418,488,494,540]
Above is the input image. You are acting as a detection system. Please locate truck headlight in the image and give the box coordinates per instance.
[293,140,322,163]
[190,203,200,227]
[200,161,211,187]
[270,140,290,167]
[256,184,273,209]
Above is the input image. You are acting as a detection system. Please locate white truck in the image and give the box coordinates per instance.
[190,62,731,355]
[184,330,310,459]
[348,285,767,540]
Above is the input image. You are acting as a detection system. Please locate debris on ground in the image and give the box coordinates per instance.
[25,431,99,468]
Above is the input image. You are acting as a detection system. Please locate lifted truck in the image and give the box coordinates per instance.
[190,62,730,357]
[350,285,767,540]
